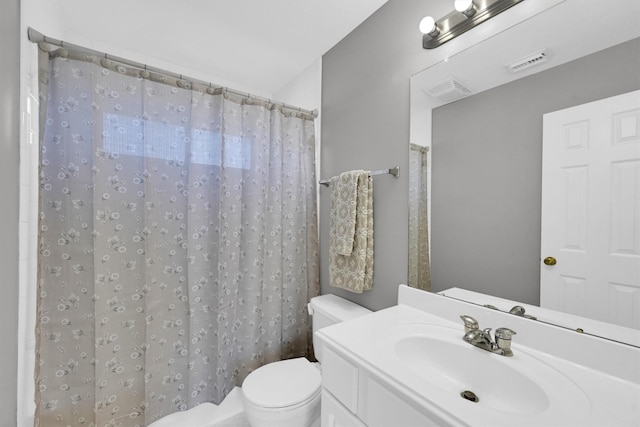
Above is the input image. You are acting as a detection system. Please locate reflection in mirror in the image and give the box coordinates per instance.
[409,0,640,341]
[408,143,430,291]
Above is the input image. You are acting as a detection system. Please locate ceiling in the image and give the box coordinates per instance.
[50,0,389,97]
[43,0,640,102]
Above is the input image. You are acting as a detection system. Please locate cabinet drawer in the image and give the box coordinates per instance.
[321,389,367,427]
[322,347,359,413]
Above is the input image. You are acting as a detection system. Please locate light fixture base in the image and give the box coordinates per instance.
[423,0,525,49]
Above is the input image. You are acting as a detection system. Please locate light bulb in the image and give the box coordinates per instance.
[419,16,439,37]
[454,0,473,12]
[455,0,476,17]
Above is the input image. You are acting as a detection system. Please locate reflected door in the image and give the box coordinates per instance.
[541,90,640,329]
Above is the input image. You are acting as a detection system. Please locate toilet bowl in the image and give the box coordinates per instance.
[240,294,371,427]
[242,358,321,427]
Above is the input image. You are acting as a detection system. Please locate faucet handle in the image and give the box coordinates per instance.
[460,315,479,333]
[495,327,517,356]
[509,305,526,316]
[495,327,516,340]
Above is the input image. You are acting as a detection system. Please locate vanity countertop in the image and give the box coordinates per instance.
[317,285,640,427]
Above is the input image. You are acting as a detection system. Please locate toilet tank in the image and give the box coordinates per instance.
[308,294,372,363]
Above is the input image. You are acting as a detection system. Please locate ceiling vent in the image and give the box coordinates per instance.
[426,77,472,103]
[506,49,548,73]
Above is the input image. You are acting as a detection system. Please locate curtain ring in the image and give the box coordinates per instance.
[140,64,150,79]
[56,40,69,58]
[100,53,110,68]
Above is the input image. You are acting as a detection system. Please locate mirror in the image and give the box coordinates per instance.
[409,0,640,344]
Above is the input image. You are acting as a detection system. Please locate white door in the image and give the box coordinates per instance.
[541,90,640,329]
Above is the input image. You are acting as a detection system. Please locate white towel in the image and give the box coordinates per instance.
[329,170,374,293]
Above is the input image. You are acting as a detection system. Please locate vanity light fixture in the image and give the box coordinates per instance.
[421,0,525,49]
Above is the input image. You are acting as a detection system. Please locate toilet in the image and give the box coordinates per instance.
[147,294,371,427]
[241,294,372,427]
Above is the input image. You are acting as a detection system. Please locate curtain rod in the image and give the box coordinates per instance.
[27,27,318,118]
[319,167,400,187]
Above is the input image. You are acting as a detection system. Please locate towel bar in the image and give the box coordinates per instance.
[319,166,399,187]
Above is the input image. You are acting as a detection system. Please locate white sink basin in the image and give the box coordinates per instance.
[385,324,591,416]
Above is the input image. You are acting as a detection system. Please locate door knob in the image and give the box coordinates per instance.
[543,256,557,266]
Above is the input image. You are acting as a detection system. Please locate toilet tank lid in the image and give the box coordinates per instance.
[308,294,372,322]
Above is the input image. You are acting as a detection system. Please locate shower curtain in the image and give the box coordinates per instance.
[35,52,318,426]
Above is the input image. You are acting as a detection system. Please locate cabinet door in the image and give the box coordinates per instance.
[322,390,367,427]
[322,347,360,413]
[361,375,442,427]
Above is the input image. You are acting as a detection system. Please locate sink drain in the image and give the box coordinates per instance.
[460,390,479,403]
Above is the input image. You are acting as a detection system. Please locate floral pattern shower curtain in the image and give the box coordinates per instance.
[36,53,318,426]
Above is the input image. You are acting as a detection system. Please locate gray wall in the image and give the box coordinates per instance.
[0,0,21,424]
[431,38,640,305]
[320,0,444,310]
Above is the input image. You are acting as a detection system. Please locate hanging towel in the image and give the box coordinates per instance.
[329,170,374,293]
[332,170,360,256]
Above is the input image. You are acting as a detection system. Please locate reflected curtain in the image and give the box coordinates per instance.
[35,52,318,426]
[408,143,431,291]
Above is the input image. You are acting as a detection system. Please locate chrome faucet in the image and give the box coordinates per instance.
[460,315,516,357]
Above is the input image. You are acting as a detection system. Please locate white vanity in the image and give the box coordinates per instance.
[316,285,640,426]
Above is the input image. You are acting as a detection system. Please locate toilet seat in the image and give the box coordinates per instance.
[242,357,321,409]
